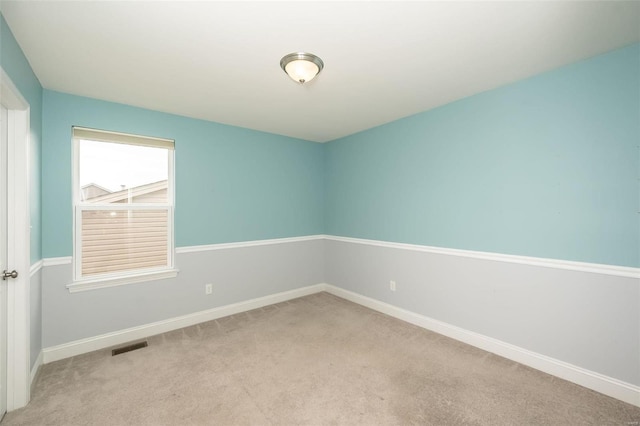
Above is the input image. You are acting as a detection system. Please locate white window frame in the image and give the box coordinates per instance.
[68,127,178,293]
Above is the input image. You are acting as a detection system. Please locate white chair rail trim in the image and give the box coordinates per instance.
[36,234,639,279]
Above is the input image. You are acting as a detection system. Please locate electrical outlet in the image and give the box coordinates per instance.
[390,280,396,292]
[205,284,213,295]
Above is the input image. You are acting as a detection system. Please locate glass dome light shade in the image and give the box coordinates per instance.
[280,52,324,84]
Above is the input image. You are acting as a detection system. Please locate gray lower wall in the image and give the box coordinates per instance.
[30,267,42,369]
[38,237,639,388]
[324,239,640,386]
[42,239,324,348]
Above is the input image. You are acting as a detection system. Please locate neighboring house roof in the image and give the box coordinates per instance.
[85,180,168,203]
[81,183,112,193]
[81,183,112,200]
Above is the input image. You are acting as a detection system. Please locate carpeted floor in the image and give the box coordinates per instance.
[3,292,639,425]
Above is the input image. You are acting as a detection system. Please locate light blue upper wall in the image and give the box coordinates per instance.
[42,91,324,257]
[325,43,640,268]
[0,14,42,264]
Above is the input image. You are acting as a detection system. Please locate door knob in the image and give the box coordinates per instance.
[2,270,18,280]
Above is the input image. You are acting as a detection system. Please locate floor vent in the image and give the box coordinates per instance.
[112,341,148,356]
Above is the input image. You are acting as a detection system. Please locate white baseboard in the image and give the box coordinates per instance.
[42,283,326,364]
[39,282,639,408]
[30,350,43,386]
[324,284,640,408]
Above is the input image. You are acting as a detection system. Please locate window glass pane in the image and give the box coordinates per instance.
[79,139,169,204]
[81,209,168,276]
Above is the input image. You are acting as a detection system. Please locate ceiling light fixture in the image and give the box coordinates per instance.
[280,52,324,84]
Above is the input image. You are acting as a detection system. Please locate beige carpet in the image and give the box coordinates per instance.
[3,292,639,425]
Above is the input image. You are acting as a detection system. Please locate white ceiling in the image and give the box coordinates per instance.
[2,1,639,142]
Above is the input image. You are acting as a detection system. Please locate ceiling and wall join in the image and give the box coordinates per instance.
[1,1,639,142]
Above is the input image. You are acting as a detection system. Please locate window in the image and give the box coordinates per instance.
[71,127,177,291]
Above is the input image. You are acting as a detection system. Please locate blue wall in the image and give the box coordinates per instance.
[325,44,640,268]
[0,14,42,264]
[1,13,44,370]
[29,41,640,268]
[42,91,324,258]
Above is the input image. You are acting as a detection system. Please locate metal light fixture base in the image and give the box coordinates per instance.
[280,52,324,84]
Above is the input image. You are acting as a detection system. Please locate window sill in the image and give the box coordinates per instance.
[66,268,179,293]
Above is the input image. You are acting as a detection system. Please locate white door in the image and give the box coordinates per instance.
[0,104,8,418]
[0,70,30,412]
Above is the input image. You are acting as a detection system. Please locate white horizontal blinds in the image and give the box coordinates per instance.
[73,126,174,150]
[81,209,168,276]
